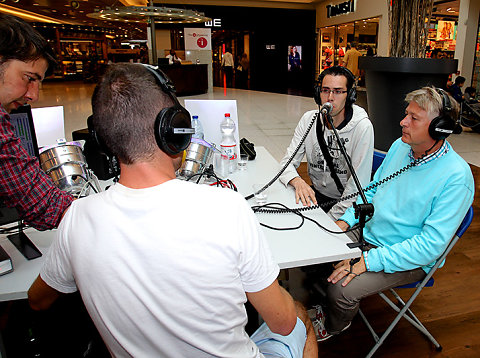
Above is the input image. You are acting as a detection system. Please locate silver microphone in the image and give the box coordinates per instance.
[320,102,333,115]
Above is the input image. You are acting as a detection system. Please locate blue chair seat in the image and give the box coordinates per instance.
[396,278,434,289]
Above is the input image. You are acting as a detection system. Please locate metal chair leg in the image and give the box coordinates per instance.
[380,291,441,349]
[358,308,380,342]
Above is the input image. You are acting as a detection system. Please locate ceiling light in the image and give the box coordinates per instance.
[0,3,64,23]
[87,6,210,24]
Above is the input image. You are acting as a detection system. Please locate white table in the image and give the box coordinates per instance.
[230,147,360,269]
[0,147,360,302]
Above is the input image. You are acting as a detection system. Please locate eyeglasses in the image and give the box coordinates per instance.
[320,88,348,95]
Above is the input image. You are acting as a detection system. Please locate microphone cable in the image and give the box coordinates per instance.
[245,111,320,201]
[253,139,446,233]
[185,165,238,191]
[252,202,371,233]
[255,154,428,216]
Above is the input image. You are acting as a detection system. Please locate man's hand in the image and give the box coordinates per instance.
[289,177,317,206]
[335,220,350,231]
[327,256,366,287]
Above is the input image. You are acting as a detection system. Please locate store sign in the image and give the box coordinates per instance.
[184,28,212,50]
[205,19,222,27]
[326,0,355,18]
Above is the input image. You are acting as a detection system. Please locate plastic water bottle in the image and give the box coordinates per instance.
[191,115,204,140]
[220,113,237,173]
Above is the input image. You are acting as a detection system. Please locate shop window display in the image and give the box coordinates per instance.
[318,18,378,77]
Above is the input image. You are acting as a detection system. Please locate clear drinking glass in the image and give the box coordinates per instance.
[237,154,248,170]
[253,184,267,204]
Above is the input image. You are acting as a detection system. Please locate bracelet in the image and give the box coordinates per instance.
[363,251,370,271]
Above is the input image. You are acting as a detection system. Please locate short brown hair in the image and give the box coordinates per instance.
[91,63,174,164]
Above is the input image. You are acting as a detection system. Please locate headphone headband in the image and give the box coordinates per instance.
[428,88,455,140]
[143,64,176,94]
[437,88,452,113]
[314,66,357,106]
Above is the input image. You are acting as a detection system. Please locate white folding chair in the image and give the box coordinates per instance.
[358,206,474,358]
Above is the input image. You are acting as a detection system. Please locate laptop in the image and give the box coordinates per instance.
[8,104,40,158]
[1,104,40,226]
[1,104,43,260]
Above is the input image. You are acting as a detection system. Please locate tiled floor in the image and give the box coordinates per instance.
[36,81,480,166]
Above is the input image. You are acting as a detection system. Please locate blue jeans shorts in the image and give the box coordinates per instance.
[250,317,306,358]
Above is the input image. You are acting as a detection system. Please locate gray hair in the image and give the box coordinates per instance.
[405,86,459,121]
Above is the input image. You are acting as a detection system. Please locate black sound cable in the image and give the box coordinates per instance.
[255,156,424,215]
[252,203,305,230]
[244,112,319,201]
[71,174,99,196]
[252,202,372,233]
[185,165,238,191]
[253,139,447,235]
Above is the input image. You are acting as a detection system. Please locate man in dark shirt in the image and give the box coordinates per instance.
[0,14,74,230]
[447,76,465,104]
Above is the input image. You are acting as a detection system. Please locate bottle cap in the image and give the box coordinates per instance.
[192,115,198,119]
[225,113,230,117]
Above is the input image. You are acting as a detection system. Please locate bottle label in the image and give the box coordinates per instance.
[221,144,237,161]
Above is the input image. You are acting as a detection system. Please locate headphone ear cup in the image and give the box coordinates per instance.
[155,107,192,155]
[429,115,455,140]
[87,115,111,157]
[348,85,357,105]
[314,83,322,105]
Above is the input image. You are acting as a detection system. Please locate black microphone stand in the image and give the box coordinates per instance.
[323,111,373,252]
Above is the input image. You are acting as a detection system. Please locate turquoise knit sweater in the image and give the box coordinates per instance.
[340,139,474,273]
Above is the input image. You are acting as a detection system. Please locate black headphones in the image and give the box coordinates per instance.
[88,64,193,158]
[143,64,194,155]
[314,66,357,106]
[87,114,111,157]
[428,88,456,140]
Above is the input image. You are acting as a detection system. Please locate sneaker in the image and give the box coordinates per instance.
[310,305,330,341]
[309,305,351,342]
[312,317,331,341]
[312,304,326,322]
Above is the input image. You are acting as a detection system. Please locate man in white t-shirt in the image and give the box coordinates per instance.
[28,63,317,358]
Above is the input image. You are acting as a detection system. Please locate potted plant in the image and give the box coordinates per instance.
[359,0,457,151]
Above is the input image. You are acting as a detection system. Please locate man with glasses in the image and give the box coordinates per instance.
[318,86,474,342]
[280,66,374,220]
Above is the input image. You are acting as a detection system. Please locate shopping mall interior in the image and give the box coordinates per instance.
[1,0,480,357]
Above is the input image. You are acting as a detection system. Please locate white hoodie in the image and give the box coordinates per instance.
[279,104,374,220]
